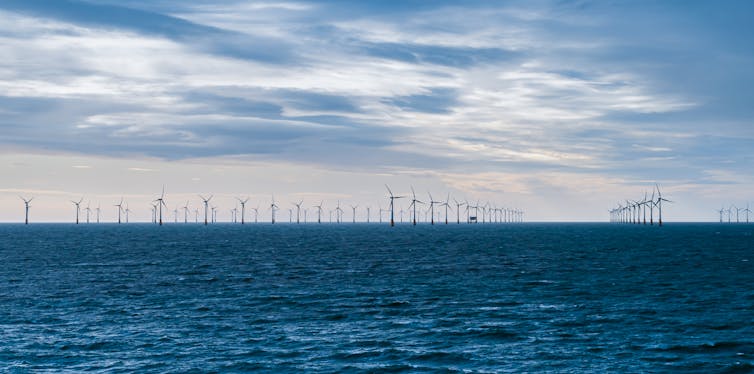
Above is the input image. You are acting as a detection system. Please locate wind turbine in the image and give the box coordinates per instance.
[199,195,213,225]
[366,206,370,223]
[293,200,303,224]
[641,192,648,225]
[453,198,466,224]
[71,198,83,224]
[96,203,101,223]
[173,207,179,223]
[744,203,751,223]
[251,205,259,223]
[335,201,343,223]
[427,192,442,225]
[270,195,278,224]
[288,208,293,223]
[654,184,671,227]
[441,194,452,224]
[717,206,725,223]
[735,205,745,223]
[211,206,218,223]
[237,197,249,224]
[20,196,33,225]
[385,184,405,227]
[350,204,358,223]
[154,186,167,226]
[194,208,199,223]
[409,186,423,226]
[115,198,124,224]
[85,202,91,224]
[314,201,323,224]
[124,204,131,223]
[183,201,189,223]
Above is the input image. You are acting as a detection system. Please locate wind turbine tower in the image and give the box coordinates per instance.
[199,195,213,225]
[385,185,405,227]
[71,198,83,224]
[427,192,441,225]
[154,186,167,226]
[238,197,249,224]
[409,186,423,226]
[20,196,33,225]
[115,198,124,224]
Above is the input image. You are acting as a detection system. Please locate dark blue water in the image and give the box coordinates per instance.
[1,223,753,372]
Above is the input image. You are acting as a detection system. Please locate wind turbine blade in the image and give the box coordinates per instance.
[385,184,394,197]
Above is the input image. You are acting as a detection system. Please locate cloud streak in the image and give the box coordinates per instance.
[0,0,752,221]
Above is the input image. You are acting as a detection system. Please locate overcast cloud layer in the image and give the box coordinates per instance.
[1,0,753,222]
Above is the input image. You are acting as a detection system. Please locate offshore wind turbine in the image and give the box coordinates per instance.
[335,200,343,223]
[735,205,744,223]
[293,200,303,224]
[96,203,101,223]
[71,198,83,224]
[654,184,671,227]
[150,203,157,224]
[211,206,218,223]
[453,198,466,224]
[237,197,249,224]
[350,204,358,223]
[251,205,259,223]
[409,186,423,226]
[270,195,278,224]
[442,194,452,224]
[641,192,648,225]
[85,202,91,224]
[199,195,213,225]
[314,201,323,224]
[366,206,370,223]
[717,206,725,223]
[744,203,751,223]
[124,204,130,223]
[427,192,442,225]
[20,196,33,224]
[385,184,405,227]
[183,201,189,223]
[154,186,167,226]
[173,207,179,223]
[194,208,199,223]
[115,198,124,224]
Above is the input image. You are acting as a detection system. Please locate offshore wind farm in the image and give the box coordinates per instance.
[2,1,754,372]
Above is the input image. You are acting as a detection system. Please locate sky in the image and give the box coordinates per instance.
[1,0,753,223]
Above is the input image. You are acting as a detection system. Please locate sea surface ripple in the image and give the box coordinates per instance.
[1,223,753,372]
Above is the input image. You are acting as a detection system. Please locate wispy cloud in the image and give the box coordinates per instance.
[0,0,752,221]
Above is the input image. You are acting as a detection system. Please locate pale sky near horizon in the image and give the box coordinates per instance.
[1,0,753,223]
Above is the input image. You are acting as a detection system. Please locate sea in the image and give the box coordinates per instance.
[1,223,753,373]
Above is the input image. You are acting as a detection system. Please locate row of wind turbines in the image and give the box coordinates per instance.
[16,185,525,226]
[608,184,670,226]
[717,204,752,223]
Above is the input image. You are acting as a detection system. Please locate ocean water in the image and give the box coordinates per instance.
[1,223,753,372]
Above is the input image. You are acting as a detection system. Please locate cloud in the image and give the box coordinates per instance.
[0,0,752,211]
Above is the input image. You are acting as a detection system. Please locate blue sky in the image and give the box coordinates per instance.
[0,0,752,222]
